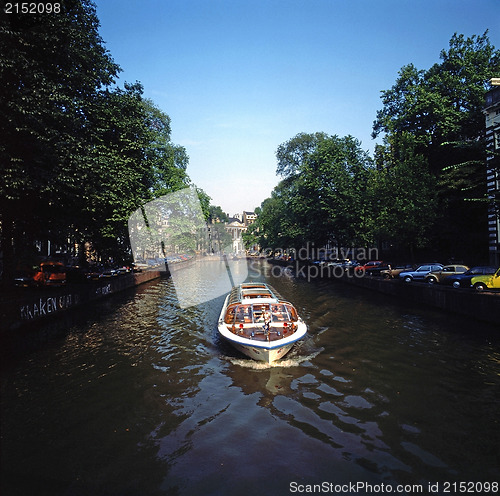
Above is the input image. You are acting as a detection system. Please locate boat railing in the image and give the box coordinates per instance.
[224,302,298,326]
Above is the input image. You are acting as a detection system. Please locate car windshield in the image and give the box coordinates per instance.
[42,264,64,273]
[467,267,495,275]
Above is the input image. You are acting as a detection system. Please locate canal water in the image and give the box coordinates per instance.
[1,260,499,496]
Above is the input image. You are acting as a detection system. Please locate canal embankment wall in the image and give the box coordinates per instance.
[0,269,162,333]
[341,270,500,326]
[0,256,216,333]
[267,259,500,326]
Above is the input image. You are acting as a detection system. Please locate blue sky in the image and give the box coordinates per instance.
[95,0,500,215]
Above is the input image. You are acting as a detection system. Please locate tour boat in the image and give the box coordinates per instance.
[217,283,307,363]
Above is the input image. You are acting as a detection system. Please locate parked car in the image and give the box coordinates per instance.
[443,266,497,289]
[33,261,66,287]
[399,264,443,283]
[355,261,384,274]
[325,259,349,267]
[470,267,500,291]
[365,262,392,276]
[425,265,469,284]
[380,264,414,279]
[14,270,35,287]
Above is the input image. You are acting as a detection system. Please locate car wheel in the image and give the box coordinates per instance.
[452,281,461,289]
[474,283,487,292]
[403,276,412,283]
[427,277,437,284]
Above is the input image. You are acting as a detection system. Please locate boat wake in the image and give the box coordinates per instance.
[225,348,323,369]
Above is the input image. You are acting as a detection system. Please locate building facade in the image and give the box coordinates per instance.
[224,211,257,254]
[243,211,257,226]
[484,82,500,266]
[225,217,246,254]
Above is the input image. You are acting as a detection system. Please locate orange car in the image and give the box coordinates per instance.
[33,261,66,286]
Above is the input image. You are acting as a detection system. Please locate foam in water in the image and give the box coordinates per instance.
[226,349,323,369]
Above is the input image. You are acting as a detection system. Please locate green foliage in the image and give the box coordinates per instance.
[196,189,212,222]
[256,32,498,261]
[258,133,374,251]
[241,228,259,250]
[0,1,195,275]
[0,0,121,272]
[373,32,500,150]
[370,134,438,253]
[372,31,500,261]
[207,205,229,223]
[143,98,190,197]
[276,132,329,178]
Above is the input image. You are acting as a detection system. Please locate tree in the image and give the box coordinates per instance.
[257,133,374,252]
[0,1,196,275]
[373,32,500,154]
[143,98,190,198]
[276,132,329,178]
[255,182,307,251]
[80,83,156,262]
[72,85,194,263]
[273,133,374,249]
[207,206,229,224]
[370,134,438,260]
[0,0,120,276]
[242,227,259,251]
[300,135,373,247]
[372,32,500,261]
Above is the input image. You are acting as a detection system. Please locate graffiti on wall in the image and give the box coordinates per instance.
[20,294,80,320]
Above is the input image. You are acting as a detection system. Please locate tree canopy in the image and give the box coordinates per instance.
[372,31,500,260]
[255,133,374,251]
[255,32,499,263]
[0,0,199,279]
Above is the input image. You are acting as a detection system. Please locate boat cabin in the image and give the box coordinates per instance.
[223,283,299,329]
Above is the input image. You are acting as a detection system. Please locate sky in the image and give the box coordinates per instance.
[94,0,500,216]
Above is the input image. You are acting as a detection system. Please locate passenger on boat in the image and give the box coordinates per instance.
[263,308,271,331]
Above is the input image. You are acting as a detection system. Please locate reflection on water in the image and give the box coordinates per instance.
[169,258,248,308]
[1,260,499,495]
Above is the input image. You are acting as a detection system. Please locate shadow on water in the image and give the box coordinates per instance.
[1,260,500,495]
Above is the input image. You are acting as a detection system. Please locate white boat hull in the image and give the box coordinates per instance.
[226,339,298,363]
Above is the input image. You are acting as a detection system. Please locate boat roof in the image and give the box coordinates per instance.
[227,283,283,306]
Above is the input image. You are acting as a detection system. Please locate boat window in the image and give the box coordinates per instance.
[233,305,253,323]
[224,305,237,324]
[270,304,288,321]
[286,305,298,321]
[252,304,265,322]
[242,291,273,299]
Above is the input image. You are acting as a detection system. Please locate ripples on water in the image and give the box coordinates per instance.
[1,260,499,496]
